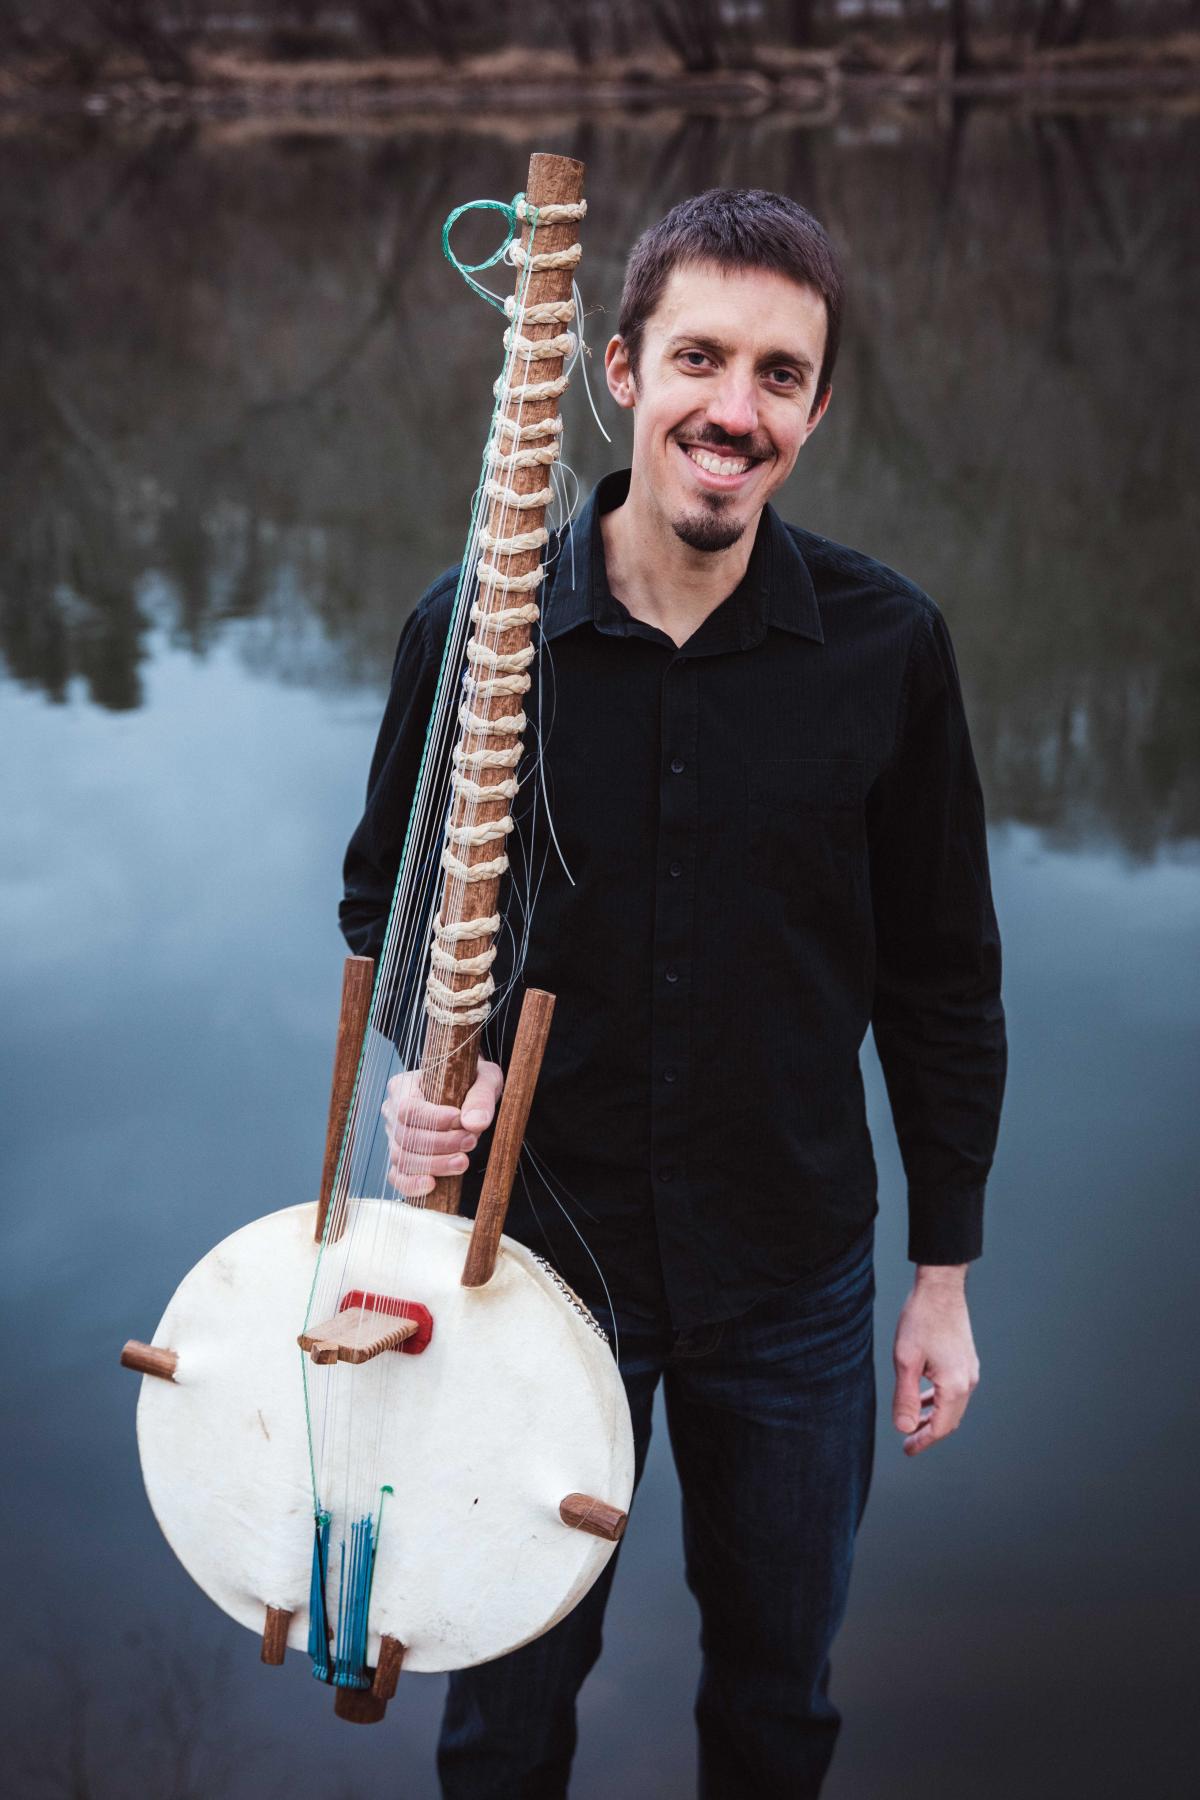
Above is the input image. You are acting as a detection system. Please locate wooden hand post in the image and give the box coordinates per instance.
[461,987,556,1288]
[315,954,375,1245]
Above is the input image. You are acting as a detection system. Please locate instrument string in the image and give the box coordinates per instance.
[518,1149,621,1373]
[299,195,623,1685]
[306,199,553,1665]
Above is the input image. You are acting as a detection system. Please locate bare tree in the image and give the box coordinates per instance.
[787,1,819,49]
[1033,0,1115,49]
[948,0,973,73]
[353,0,476,62]
[84,1,198,84]
[650,0,726,73]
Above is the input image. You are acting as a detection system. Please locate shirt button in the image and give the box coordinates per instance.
[663,1068,677,1084]
[656,1166,675,1183]
[669,860,683,879]
[669,757,685,775]
[665,966,679,984]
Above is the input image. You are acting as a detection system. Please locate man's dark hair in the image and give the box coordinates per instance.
[617,188,845,410]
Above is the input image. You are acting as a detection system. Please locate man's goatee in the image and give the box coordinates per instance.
[671,510,747,554]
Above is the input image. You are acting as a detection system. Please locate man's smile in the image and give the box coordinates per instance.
[676,438,768,491]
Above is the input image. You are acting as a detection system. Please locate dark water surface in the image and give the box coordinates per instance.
[3,111,1198,1799]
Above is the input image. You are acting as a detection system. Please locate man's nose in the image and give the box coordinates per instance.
[706,371,758,440]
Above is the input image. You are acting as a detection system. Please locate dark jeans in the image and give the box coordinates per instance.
[438,1228,876,1799]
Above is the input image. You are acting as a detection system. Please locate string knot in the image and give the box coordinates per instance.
[442,193,524,313]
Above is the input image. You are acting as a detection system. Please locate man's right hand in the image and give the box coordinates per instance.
[381,1060,504,1197]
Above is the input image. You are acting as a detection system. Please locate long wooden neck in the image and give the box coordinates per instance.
[419,151,585,1214]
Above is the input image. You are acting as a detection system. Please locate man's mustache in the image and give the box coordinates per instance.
[683,426,771,460]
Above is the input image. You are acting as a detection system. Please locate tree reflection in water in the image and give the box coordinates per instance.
[1,108,1196,852]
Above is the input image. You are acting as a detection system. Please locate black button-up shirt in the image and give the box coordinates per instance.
[341,471,1006,1330]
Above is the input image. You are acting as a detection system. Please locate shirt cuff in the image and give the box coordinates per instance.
[907,1187,985,1265]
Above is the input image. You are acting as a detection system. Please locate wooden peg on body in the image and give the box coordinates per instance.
[559,1493,628,1543]
[120,1341,178,1382]
[461,987,556,1289]
[260,1606,292,1665]
[371,1635,406,1701]
[314,954,375,1246]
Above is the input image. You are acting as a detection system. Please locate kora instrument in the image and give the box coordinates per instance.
[121,153,634,1724]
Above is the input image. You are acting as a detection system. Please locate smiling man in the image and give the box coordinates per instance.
[604,255,832,574]
[342,189,1006,1799]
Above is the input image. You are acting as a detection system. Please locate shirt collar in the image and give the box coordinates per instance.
[540,470,824,649]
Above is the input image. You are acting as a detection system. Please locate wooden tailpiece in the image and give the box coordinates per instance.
[120,1340,177,1381]
[298,1309,419,1366]
[330,1635,406,1724]
[461,987,556,1288]
[314,954,375,1245]
[260,1606,292,1665]
[334,1685,388,1725]
[559,1493,628,1543]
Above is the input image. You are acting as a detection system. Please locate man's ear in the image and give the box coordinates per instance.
[804,383,832,441]
[605,335,637,411]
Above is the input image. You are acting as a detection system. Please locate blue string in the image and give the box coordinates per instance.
[442,192,530,312]
[333,1515,377,1689]
[308,1511,332,1682]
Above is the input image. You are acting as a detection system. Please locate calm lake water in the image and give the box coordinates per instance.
[2,107,1198,1799]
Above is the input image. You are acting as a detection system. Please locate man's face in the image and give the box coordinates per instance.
[605,261,831,553]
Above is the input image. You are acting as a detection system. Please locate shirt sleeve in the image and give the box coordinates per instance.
[339,600,439,963]
[866,603,1007,1264]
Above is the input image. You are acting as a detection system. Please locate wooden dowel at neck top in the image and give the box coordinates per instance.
[421,151,585,1216]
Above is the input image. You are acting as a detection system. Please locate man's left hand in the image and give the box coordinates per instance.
[892,1265,980,1458]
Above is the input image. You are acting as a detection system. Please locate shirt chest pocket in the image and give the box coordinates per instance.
[744,756,866,907]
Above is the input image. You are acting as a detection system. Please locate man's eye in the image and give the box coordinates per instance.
[766,368,800,389]
[680,351,710,369]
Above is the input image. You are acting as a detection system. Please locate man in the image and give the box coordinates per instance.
[341,189,1005,1798]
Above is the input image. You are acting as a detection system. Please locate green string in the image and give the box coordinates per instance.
[442,192,532,311]
[364,1485,394,1622]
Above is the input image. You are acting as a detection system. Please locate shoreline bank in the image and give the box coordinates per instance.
[3,37,1198,124]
